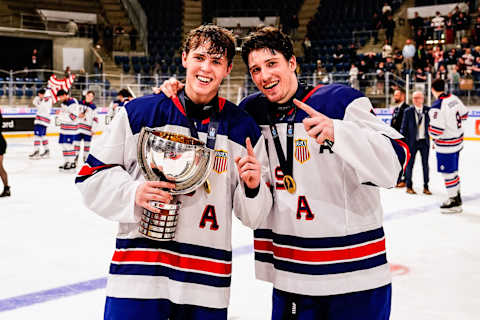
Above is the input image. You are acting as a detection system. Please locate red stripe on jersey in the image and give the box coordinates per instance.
[302,84,324,102]
[435,137,463,145]
[394,139,410,172]
[112,250,232,275]
[254,238,386,263]
[445,177,460,186]
[78,164,117,176]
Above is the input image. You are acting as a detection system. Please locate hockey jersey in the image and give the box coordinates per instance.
[428,93,469,153]
[106,99,128,124]
[32,95,53,127]
[59,98,79,136]
[75,93,272,310]
[77,100,98,136]
[240,83,408,296]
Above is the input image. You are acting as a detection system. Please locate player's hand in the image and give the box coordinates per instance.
[155,78,184,98]
[234,137,261,189]
[135,181,175,213]
[79,112,85,119]
[293,98,335,145]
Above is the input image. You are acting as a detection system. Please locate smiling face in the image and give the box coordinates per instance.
[182,42,232,104]
[248,48,298,104]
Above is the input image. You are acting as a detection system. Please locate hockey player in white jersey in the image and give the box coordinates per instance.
[76,25,272,320]
[74,90,98,163]
[29,89,52,159]
[160,26,409,320]
[429,78,469,213]
[56,90,79,170]
[106,89,132,125]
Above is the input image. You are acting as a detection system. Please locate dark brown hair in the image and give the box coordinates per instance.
[183,24,236,66]
[241,26,294,67]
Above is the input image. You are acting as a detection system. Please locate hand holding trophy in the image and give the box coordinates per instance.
[136,128,215,241]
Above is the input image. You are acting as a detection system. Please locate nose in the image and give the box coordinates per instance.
[260,68,272,83]
[199,60,211,72]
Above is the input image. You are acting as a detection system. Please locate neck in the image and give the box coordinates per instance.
[185,85,217,105]
[276,78,298,104]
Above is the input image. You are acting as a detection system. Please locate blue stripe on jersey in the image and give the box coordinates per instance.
[430,99,442,110]
[255,252,387,275]
[388,137,406,170]
[105,296,228,320]
[240,83,364,125]
[109,264,231,287]
[64,98,78,106]
[115,238,232,261]
[437,134,464,141]
[125,93,262,148]
[254,227,384,249]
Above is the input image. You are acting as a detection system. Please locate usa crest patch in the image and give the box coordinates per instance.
[213,150,228,174]
[294,139,310,164]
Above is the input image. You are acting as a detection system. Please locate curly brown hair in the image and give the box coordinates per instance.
[183,24,236,66]
[241,26,294,67]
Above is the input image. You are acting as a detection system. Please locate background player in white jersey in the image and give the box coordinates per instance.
[429,78,469,213]
[74,90,98,163]
[76,25,272,320]
[29,89,52,159]
[160,26,408,320]
[106,89,132,124]
[56,90,79,170]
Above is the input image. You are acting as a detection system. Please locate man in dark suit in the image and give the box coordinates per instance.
[391,89,409,187]
[401,91,432,195]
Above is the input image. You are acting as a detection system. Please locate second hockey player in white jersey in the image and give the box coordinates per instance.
[429,79,469,213]
[29,89,52,159]
[56,90,79,170]
[74,90,98,163]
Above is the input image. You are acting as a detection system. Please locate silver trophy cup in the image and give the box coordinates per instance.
[137,128,215,241]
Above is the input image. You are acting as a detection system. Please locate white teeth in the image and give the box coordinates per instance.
[264,81,278,89]
[196,75,211,83]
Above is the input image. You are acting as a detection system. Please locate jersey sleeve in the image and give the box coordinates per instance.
[75,107,143,223]
[428,102,445,138]
[331,96,406,188]
[231,126,272,229]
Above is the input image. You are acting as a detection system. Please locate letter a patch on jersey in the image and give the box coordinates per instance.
[294,139,310,164]
[213,150,228,174]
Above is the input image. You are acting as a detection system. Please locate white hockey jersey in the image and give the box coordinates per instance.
[58,98,79,136]
[428,93,469,153]
[32,95,53,127]
[240,84,408,296]
[75,93,272,310]
[76,99,98,136]
[106,100,128,124]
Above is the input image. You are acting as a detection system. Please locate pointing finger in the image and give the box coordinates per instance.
[293,98,320,117]
[246,137,255,157]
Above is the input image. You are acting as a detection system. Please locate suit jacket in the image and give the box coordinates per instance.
[391,102,409,132]
[400,105,430,148]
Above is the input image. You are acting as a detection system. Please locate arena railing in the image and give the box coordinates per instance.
[0,69,477,108]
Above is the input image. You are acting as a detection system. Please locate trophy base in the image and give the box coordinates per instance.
[138,201,181,241]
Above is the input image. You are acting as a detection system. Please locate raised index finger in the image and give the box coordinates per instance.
[246,137,255,157]
[293,98,320,117]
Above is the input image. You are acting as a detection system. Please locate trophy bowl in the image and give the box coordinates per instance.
[137,128,215,240]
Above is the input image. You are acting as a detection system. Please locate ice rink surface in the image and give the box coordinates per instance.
[0,138,479,319]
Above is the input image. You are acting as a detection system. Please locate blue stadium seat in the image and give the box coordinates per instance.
[140,56,148,65]
[142,64,151,74]
[123,64,131,73]
[25,88,34,97]
[133,63,141,74]
[114,56,122,65]
[132,56,140,65]
[110,89,118,97]
[0,88,4,96]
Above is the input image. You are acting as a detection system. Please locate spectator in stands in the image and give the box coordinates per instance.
[401,90,431,195]
[382,39,392,59]
[93,57,103,75]
[450,65,461,94]
[372,12,382,44]
[385,15,395,45]
[470,56,480,84]
[472,17,480,46]
[461,36,471,52]
[444,12,455,44]
[414,28,426,47]
[457,57,467,76]
[375,61,386,94]
[385,57,396,74]
[436,64,448,80]
[129,27,137,51]
[403,39,415,71]
[302,36,312,62]
[393,47,404,73]
[76,69,86,90]
[349,63,359,90]
[414,44,427,70]
[462,48,474,70]
[431,11,445,42]
[382,2,392,23]
[444,48,459,72]
[333,44,344,64]
[411,11,424,35]
[64,66,71,78]
[414,67,427,91]
[473,46,480,59]
[433,46,444,72]
[455,12,469,45]
[66,19,79,36]
[358,59,369,89]
[103,24,113,52]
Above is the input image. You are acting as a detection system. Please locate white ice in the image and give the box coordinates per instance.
[0,138,479,319]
